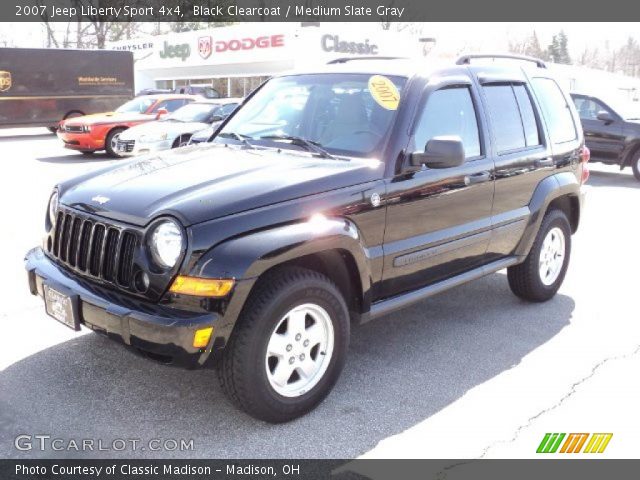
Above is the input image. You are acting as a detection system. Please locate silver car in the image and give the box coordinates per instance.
[116,98,240,156]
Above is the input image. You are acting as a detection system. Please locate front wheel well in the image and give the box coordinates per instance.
[547,195,580,234]
[254,250,364,322]
[623,142,640,168]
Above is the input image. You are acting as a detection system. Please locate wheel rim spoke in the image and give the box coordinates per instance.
[267,333,289,358]
[538,226,566,286]
[265,303,335,398]
[271,361,295,387]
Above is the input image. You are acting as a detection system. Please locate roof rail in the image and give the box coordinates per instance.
[327,56,407,64]
[456,54,547,69]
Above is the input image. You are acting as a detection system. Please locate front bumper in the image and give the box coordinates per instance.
[25,247,218,368]
[57,130,105,152]
[119,138,173,157]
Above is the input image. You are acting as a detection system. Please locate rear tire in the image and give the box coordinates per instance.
[631,151,640,181]
[173,135,191,148]
[105,128,126,157]
[218,266,350,423]
[508,209,571,302]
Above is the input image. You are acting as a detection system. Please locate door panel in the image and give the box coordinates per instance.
[581,118,624,161]
[381,158,494,297]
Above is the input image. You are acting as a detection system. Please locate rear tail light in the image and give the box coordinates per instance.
[580,146,590,184]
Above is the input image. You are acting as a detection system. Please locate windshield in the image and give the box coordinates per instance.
[116,97,155,114]
[216,73,407,157]
[167,103,218,122]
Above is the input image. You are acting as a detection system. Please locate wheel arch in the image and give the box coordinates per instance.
[622,140,640,169]
[515,172,583,257]
[189,217,373,340]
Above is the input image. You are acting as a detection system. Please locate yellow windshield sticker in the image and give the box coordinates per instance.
[368,75,400,110]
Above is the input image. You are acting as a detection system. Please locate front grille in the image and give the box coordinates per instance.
[64,125,84,133]
[50,209,138,289]
[117,139,135,152]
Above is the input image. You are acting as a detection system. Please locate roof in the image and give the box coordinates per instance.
[282,55,551,81]
[142,93,200,100]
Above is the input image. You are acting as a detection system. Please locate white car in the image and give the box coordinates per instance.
[116,98,241,156]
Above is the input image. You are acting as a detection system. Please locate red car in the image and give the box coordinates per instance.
[57,94,197,157]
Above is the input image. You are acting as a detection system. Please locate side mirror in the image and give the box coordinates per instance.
[155,108,169,119]
[596,110,614,124]
[210,115,224,123]
[410,136,465,169]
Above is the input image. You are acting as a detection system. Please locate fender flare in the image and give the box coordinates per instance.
[189,216,374,342]
[514,172,582,257]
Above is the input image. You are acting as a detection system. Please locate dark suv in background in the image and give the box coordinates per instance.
[26,54,588,422]
[571,92,640,180]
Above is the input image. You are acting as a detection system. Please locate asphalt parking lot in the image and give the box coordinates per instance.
[0,128,639,460]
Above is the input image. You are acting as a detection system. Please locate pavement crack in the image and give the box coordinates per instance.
[477,344,640,459]
[432,344,640,479]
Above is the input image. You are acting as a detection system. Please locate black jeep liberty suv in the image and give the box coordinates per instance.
[26,55,589,422]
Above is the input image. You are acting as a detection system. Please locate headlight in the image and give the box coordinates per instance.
[140,132,168,143]
[48,190,59,227]
[149,220,184,268]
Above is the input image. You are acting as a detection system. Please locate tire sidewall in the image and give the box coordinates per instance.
[632,152,640,180]
[532,211,572,295]
[242,276,349,417]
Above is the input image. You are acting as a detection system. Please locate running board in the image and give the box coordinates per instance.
[369,257,520,320]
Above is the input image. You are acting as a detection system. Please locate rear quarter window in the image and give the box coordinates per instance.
[531,78,578,144]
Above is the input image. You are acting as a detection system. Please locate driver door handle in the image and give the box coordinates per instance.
[465,171,492,185]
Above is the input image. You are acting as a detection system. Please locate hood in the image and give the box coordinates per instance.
[119,120,210,141]
[58,144,383,227]
[64,112,153,126]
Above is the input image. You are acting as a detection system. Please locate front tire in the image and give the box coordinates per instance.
[218,267,349,423]
[105,128,126,157]
[631,151,640,181]
[508,209,571,302]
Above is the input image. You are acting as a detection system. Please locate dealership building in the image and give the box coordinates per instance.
[107,24,428,96]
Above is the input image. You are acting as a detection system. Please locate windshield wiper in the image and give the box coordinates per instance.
[218,132,256,149]
[259,134,340,160]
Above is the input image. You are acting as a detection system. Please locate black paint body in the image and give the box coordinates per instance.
[25,60,586,367]
[571,92,640,169]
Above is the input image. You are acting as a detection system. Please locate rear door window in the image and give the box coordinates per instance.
[531,78,578,144]
[482,85,527,153]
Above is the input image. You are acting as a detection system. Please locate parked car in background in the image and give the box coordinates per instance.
[28,55,588,422]
[188,100,242,145]
[0,47,133,132]
[136,88,172,96]
[174,84,221,99]
[57,94,197,157]
[571,92,640,181]
[116,98,241,156]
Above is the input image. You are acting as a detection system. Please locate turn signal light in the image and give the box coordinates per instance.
[169,276,234,297]
[193,327,214,349]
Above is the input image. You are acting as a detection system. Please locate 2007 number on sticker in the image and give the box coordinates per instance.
[368,75,400,110]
